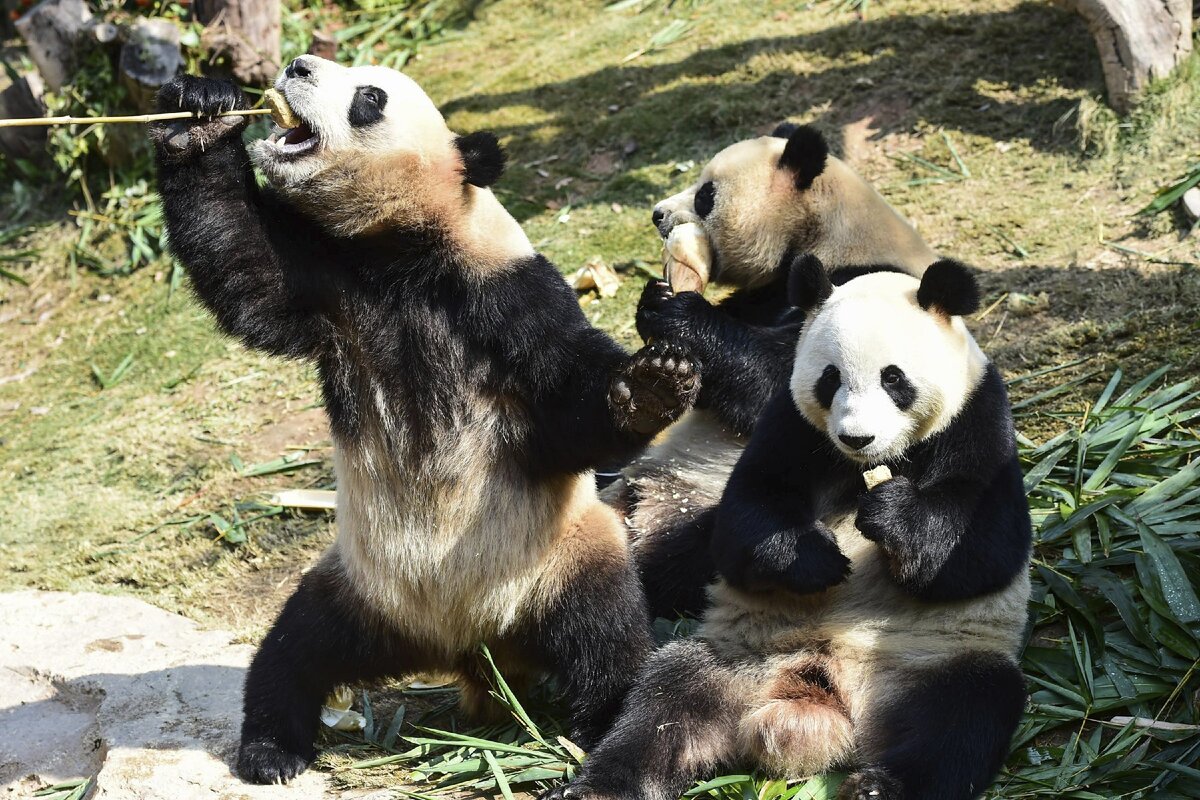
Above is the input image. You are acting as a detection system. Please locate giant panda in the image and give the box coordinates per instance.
[617,123,938,617]
[149,57,701,784]
[544,257,1032,800]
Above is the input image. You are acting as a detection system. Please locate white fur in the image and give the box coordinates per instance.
[790,271,986,464]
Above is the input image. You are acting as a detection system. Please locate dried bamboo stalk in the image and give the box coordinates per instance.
[0,107,272,129]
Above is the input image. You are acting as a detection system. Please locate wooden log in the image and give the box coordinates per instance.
[1054,0,1193,114]
[193,0,281,87]
[13,0,94,92]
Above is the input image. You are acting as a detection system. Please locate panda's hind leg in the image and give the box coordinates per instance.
[541,638,744,800]
[238,556,428,785]
[842,652,1026,800]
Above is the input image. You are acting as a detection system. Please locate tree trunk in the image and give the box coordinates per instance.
[1055,0,1193,114]
[193,0,281,87]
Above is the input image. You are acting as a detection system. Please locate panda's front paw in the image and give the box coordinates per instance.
[150,76,249,157]
[742,522,851,595]
[236,738,313,785]
[538,780,621,800]
[635,279,711,345]
[855,475,916,545]
[611,341,700,436]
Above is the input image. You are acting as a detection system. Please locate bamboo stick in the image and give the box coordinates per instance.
[0,108,274,129]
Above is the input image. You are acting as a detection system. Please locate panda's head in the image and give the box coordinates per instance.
[250,56,518,250]
[788,257,987,465]
[651,124,831,289]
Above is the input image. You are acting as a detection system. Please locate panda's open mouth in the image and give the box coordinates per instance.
[268,122,320,158]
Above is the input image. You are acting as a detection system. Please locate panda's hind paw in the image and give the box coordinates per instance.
[837,768,903,800]
[611,341,700,436]
[236,738,312,785]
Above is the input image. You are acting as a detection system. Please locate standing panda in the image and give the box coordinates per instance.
[544,257,1032,800]
[149,57,700,784]
[617,124,937,617]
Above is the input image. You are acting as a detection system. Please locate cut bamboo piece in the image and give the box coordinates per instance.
[0,108,272,128]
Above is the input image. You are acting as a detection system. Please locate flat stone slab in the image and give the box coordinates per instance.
[0,591,331,799]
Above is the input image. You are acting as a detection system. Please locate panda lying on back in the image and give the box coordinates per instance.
[615,124,937,617]
[150,57,699,784]
[544,258,1031,800]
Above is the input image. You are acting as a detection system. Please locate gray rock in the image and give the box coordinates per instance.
[0,591,330,799]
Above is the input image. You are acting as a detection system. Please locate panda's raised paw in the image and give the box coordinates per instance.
[611,341,701,436]
[635,279,711,344]
[236,738,312,785]
[837,768,903,800]
[855,474,916,544]
[150,76,249,156]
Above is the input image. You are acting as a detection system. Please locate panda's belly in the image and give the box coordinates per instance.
[623,409,744,532]
[331,417,585,654]
[702,513,1029,667]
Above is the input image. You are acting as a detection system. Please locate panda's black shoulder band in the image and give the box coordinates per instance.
[778,125,828,192]
[787,254,832,311]
[771,121,800,139]
[917,258,980,317]
[455,131,506,188]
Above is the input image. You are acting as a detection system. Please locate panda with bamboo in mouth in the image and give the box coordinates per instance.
[150,56,700,784]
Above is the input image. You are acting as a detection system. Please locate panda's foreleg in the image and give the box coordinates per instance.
[842,653,1026,800]
[539,639,743,800]
[237,559,424,785]
[634,504,717,619]
[151,75,328,360]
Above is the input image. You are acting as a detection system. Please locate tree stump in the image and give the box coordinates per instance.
[13,0,95,92]
[193,0,281,87]
[1054,0,1193,114]
[0,72,47,163]
[120,17,184,112]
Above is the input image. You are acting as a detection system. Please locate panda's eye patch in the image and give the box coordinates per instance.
[881,365,916,410]
[348,86,388,127]
[815,364,840,409]
[694,181,716,218]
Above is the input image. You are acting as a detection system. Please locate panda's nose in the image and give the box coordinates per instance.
[652,207,669,236]
[286,58,313,79]
[839,434,875,451]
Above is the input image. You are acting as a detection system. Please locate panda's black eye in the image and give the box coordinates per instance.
[815,364,840,409]
[348,86,388,127]
[881,365,916,410]
[694,181,716,218]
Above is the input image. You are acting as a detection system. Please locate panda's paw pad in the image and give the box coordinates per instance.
[236,739,311,785]
[838,769,902,800]
[612,341,700,435]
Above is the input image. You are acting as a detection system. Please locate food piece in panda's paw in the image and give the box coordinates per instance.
[319,685,366,732]
[862,465,893,491]
[263,88,300,129]
[663,222,713,294]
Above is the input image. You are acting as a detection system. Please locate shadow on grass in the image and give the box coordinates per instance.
[443,1,1100,208]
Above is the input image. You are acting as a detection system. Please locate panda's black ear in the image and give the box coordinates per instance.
[771,121,799,139]
[917,259,980,317]
[455,131,506,188]
[787,254,832,312]
[777,125,828,192]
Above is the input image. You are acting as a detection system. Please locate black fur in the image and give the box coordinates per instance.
[635,506,718,619]
[880,365,916,410]
[916,258,980,317]
[786,253,832,311]
[694,180,716,218]
[777,124,828,192]
[348,85,387,127]
[815,364,841,410]
[718,365,1031,603]
[454,130,506,187]
[771,121,800,138]
[150,75,688,784]
[847,652,1027,800]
